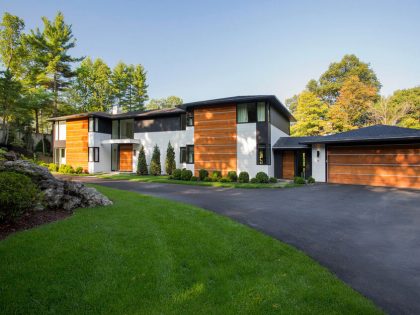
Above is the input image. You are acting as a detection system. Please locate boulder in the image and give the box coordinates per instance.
[0,159,112,212]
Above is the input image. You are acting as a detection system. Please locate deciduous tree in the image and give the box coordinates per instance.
[146,96,183,110]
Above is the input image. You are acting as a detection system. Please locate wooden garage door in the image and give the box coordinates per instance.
[119,144,133,172]
[327,144,420,189]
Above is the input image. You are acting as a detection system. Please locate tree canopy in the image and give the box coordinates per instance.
[146,96,183,110]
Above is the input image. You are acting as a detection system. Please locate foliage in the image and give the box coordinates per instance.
[48,163,58,172]
[146,96,183,110]
[204,176,213,182]
[238,171,249,183]
[219,176,231,183]
[369,96,414,126]
[307,176,315,184]
[294,177,306,185]
[227,171,237,182]
[180,168,193,181]
[34,137,51,153]
[190,176,198,181]
[75,166,84,174]
[291,91,329,136]
[388,87,420,128]
[164,141,176,175]
[255,171,269,183]
[211,170,222,180]
[0,171,39,222]
[269,177,277,183]
[285,94,298,113]
[149,145,161,176]
[198,169,208,181]
[172,169,182,180]
[250,177,258,183]
[136,145,148,175]
[58,164,74,174]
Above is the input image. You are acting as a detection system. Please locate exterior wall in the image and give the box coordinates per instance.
[66,118,88,171]
[88,132,112,173]
[194,104,237,176]
[270,105,290,135]
[311,143,326,182]
[133,126,194,174]
[268,124,288,176]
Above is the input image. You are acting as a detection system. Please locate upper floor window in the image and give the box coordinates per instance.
[54,121,66,141]
[237,102,267,123]
[88,117,99,132]
[186,111,194,126]
[112,119,134,139]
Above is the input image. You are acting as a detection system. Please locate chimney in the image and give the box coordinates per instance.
[111,104,122,115]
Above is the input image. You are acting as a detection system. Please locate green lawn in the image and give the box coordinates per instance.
[0,186,381,315]
[97,173,297,189]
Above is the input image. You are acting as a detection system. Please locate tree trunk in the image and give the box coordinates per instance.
[35,109,39,134]
[53,73,58,116]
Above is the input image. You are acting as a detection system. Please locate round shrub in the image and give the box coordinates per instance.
[250,177,258,183]
[75,166,84,174]
[219,176,231,183]
[198,169,208,181]
[181,169,193,181]
[59,164,75,174]
[190,176,199,181]
[238,171,249,183]
[48,163,58,172]
[227,171,237,182]
[211,170,222,180]
[172,168,182,180]
[294,176,306,185]
[204,176,213,182]
[0,172,39,222]
[255,172,269,183]
[269,177,277,183]
[307,176,315,184]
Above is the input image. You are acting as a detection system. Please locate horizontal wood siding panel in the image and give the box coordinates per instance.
[328,174,420,189]
[194,104,237,176]
[329,164,420,176]
[66,118,88,171]
[329,154,420,165]
[282,151,295,179]
[119,144,133,172]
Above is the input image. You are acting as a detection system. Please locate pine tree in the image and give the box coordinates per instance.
[136,145,148,175]
[165,141,176,175]
[150,144,161,176]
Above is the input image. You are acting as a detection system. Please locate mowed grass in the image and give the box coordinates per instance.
[0,186,381,315]
[97,173,297,189]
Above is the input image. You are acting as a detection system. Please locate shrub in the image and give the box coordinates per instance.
[294,176,306,185]
[58,164,74,174]
[307,176,315,184]
[219,176,231,183]
[190,176,199,181]
[75,166,84,174]
[48,163,58,172]
[238,171,249,183]
[204,176,213,182]
[137,145,148,175]
[250,177,258,183]
[269,177,277,183]
[150,144,161,176]
[0,172,39,222]
[172,169,182,180]
[227,171,237,182]
[212,170,222,180]
[255,172,269,183]
[198,169,208,181]
[181,169,193,181]
[165,141,176,175]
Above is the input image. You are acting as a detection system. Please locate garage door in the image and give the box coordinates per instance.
[327,144,420,189]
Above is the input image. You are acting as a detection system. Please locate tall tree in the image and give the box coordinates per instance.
[26,12,82,115]
[369,96,414,126]
[165,141,176,175]
[149,144,161,176]
[146,96,183,110]
[290,91,329,136]
[136,145,148,175]
[285,94,298,114]
[388,87,420,129]
[0,13,26,75]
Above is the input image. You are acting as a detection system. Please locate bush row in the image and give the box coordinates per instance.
[42,163,85,174]
[293,176,315,185]
[170,169,278,184]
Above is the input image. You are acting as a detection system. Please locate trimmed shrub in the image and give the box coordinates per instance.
[198,169,208,181]
[238,171,249,183]
[150,144,161,176]
[75,166,84,174]
[212,170,222,180]
[0,172,39,222]
[269,177,277,183]
[172,169,182,180]
[219,176,231,183]
[250,177,258,183]
[307,176,315,184]
[181,169,193,181]
[59,164,74,174]
[204,176,213,182]
[48,163,58,172]
[294,176,306,185]
[190,176,199,181]
[255,172,269,183]
[137,145,148,175]
[227,171,237,182]
[165,141,176,175]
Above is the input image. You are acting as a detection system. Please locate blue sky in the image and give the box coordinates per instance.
[2,0,420,103]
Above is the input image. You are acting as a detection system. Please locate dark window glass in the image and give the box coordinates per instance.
[120,119,134,139]
[257,144,270,165]
[180,114,186,130]
[112,120,119,139]
[89,147,99,162]
[180,147,186,163]
[187,145,194,164]
[61,148,65,158]
[237,102,262,123]
[186,111,194,126]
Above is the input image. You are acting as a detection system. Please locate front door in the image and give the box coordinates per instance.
[119,144,133,172]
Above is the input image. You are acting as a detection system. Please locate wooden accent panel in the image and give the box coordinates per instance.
[119,144,133,172]
[66,118,88,171]
[282,151,295,179]
[194,104,237,175]
[328,144,420,189]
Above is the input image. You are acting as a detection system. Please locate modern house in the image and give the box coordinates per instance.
[50,95,420,189]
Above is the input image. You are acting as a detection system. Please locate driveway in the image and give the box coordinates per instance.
[75,177,420,314]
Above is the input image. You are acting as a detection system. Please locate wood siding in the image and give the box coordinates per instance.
[194,104,237,176]
[66,118,88,171]
[282,151,295,179]
[327,144,420,189]
[119,144,133,172]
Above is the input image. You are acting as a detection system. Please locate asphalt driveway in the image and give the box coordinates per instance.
[76,177,420,314]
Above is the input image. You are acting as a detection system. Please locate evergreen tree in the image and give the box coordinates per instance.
[136,145,148,175]
[149,144,161,176]
[165,141,176,175]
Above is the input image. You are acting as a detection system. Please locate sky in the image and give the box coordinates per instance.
[1,0,420,103]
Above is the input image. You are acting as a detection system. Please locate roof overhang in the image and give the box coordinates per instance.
[300,136,420,144]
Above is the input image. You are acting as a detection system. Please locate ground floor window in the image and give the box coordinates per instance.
[54,148,66,165]
[257,144,271,165]
[180,147,187,163]
[89,147,99,162]
[187,145,194,164]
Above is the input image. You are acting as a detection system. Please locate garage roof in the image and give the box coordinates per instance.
[273,136,318,149]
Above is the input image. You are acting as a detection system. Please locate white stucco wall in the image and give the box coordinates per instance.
[311,143,326,182]
[268,124,288,177]
[88,132,112,173]
[133,126,194,174]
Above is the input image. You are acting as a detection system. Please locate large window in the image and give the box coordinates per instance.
[237,102,267,123]
[89,117,99,132]
[180,147,186,163]
[54,121,66,140]
[112,120,119,139]
[120,119,134,139]
[186,111,194,126]
[89,147,99,162]
[257,144,270,165]
[187,145,194,164]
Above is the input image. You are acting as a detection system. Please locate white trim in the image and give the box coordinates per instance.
[101,139,141,144]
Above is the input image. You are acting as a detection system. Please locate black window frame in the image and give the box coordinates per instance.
[180,114,187,130]
[89,117,99,132]
[237,102,268,124]
[186,145,194,164]
[88,147,100,162]
[186,111,194,126]
[257,144,271,165]
[180,147,187,163]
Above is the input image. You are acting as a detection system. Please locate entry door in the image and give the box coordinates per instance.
[119,144,133,172]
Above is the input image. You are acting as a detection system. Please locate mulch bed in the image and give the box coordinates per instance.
[0,210,71,240]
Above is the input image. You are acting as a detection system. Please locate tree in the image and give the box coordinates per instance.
[369,96,414,126]
[328,76,378,132]
[285,94,298,114]
[149,144,161,176]
[388,87,420,129]
[290,91,329,136]
[136,145,148,175]
[26,12,82,115]
[146,96,183,110]
[165,141,176,175]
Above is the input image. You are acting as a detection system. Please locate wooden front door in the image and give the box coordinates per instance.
[119,144,133,172]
